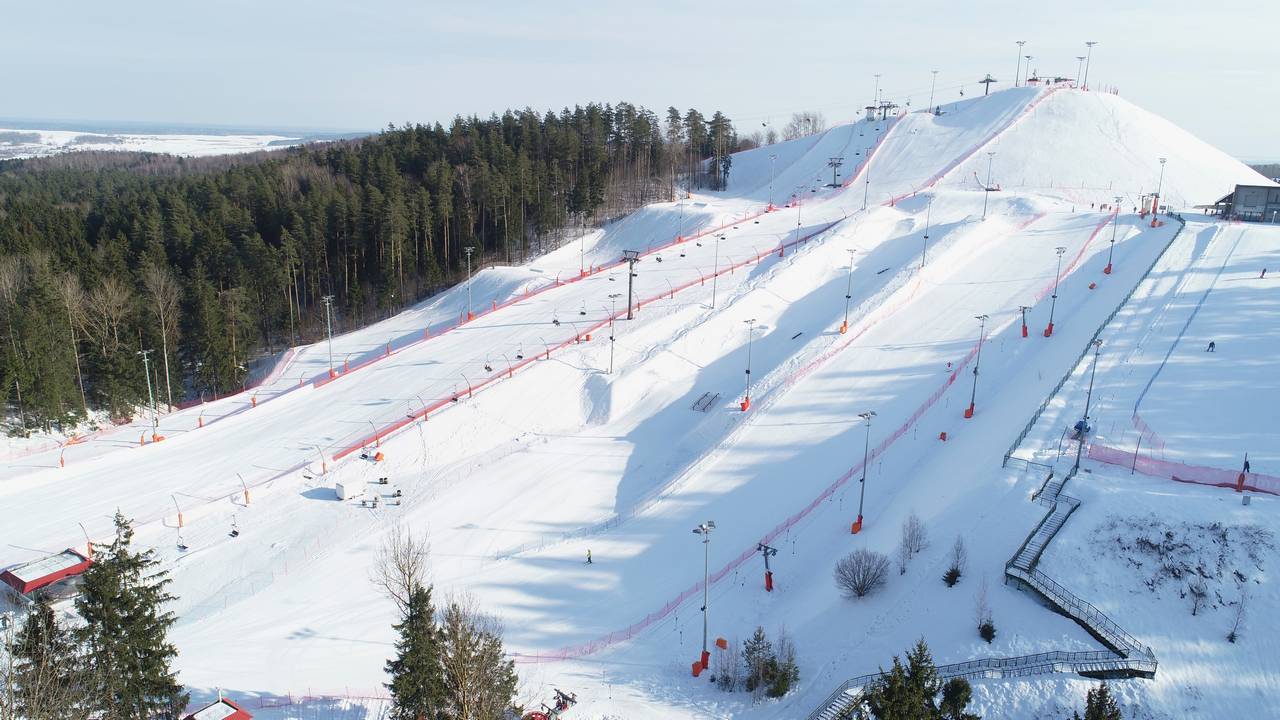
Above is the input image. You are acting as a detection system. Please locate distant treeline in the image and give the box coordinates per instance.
[0,102,741,431]
[1250,163,1280,180]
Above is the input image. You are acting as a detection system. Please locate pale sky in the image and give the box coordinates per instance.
[6,0,1277,160]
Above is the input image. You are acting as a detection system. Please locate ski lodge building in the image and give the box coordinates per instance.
[0,548,92,601]
[1212,183,1280,222]
[184,697,253,720]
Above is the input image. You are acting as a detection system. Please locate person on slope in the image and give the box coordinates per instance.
[586,549,592,564]
[1206,341,1216,352]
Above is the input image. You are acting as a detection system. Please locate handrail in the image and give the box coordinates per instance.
[1004,214,1188,458]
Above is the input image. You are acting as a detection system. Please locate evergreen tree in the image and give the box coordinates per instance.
[741,626,774,694]
[1072,682,1122,720]
[859,639,979,720]
[385,584,445,720]
[75,512,187,720]
[12,597,86,719]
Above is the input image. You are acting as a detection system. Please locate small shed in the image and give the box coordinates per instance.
[0,548,92,597]
[184,697,253,720]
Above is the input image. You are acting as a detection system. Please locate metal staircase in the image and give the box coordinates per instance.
[806,465,1156,720]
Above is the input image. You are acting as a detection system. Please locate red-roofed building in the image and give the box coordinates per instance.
[183,697,252,720]
[0,548,92,597]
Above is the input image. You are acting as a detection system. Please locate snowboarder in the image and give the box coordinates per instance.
[1262,268,1268,279]
[1244,459,1251,473]
[586,549,592,564]
[1206,341,1216,352]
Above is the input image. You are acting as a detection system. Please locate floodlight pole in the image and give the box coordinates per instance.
[768,154,778,209]
[1045,246,1067,336]
[928,70,939,110]
[841,249,857,334]
[852,410,876,534]
[711,235,722,309]
[322,294,336,377]
[692,520,716,669]
[138,349,158,435]
[982,152,996,219]
[1154,158,1167,216]
[740,318,757,411]
[1083,41,1098,90]
[608,293,621,374]
[1075,339,1104,469]
[1014,41,1026,87]
[623,250,640,319]
[1105,195,1122,274]
[464,246,475,320]
[964,314,989,418]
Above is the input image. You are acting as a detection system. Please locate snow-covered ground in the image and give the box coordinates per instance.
[0,126,306,159]
[2,86,1276,719]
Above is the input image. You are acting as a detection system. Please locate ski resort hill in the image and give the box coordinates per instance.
[2,85,1276,719]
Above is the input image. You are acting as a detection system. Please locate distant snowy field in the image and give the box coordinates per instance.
[0,126,304,159]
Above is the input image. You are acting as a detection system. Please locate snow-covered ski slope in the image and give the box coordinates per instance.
[2,86,1274,719]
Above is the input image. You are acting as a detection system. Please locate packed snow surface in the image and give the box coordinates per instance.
[2,86,1276,719]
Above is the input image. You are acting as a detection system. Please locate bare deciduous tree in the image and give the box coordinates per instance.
[713,634,741,692]
[141,264,181,410]
[55,274,90,418]
[1228,588,1248,643]
[1189,579,1208,616]
[834,549,890,599]
[944,535,968,587]
[782,111,827,140]
[975,575,995,642]
[371,524,431,615]
[901,513,929,557]
[83,277,133,355]
[438,596,517,720]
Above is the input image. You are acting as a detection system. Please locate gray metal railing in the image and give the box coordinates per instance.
[1004,214,1188,462]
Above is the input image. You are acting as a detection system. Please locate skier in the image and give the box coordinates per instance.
[1262,268,1268,279]
[1206,341,1216,352]
[1244,459,1251,473]
[586,549,592,565]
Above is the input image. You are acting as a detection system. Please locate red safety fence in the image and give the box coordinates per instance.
[1087,443,1279,496]
[330,219,845,462]
[1129,412,1168,457]
[174,347,299,410]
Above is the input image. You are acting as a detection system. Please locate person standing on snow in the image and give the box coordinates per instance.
[586,549,592,564]
[1206,341,1216,352]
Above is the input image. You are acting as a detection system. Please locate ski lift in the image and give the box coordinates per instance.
[579,302,587,316]
[484,357,493,373]
[378,477,389,485]
[516,345,524,360]
[655,255,663,262]
[552,310,561,326]
[229,516,240,538]
[177,531,188,552]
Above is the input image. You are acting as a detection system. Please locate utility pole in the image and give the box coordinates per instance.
[608,293,621,374]
[1018,305,1031,338]
[740,318,757,411]
[979,74,997,96]
[1105,195,1122,274]
[691,520,716,670]
[827,157,844,187]
[928,69,939,111]
[921,196,933,268]
[464,246,475,320]
[852,410,876,534]
[1025,55,1034,83]
[321,294,336,377]
[757,542,778,592]
[840,249,857,334]
[138,349,158,436]
[1014,41,1026,87]
[623,251,640,319]
[863,171,871,210]
[1083,41,1098,89]
[1045,246,1067,337]
[982,151,996,219]
[964,314,988,418]
[1075,339,1104,469]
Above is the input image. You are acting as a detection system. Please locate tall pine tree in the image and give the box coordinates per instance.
[385,584,445,720]
[75,512,187,720]
[12,597,86,719]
